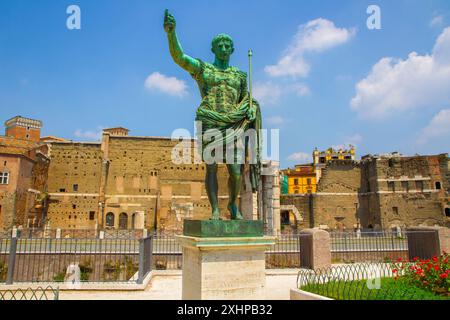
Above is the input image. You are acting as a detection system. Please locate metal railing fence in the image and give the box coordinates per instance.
[0,286,59,300]
[296,263,447,300]
[330,230,409,263]
[8,228,150,240]
[0,236,156,284]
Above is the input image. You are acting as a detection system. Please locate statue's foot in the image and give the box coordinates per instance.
[228,203,244,220]
[210,208,221,221]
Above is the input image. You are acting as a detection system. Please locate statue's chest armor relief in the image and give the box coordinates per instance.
[200,67,242,113]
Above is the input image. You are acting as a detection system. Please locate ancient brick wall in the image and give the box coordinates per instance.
[46,142,103,229]
[45,136,231,232]
[280,194,312,229]
[370,155,448,229]
[313,161,361,230]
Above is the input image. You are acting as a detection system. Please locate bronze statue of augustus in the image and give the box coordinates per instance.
[164,10,262,221]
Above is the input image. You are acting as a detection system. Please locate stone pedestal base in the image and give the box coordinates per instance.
[176,235,275,300]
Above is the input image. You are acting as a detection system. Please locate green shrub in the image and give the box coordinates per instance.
[53,271,65,282]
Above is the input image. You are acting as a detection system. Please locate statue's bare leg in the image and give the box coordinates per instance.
[205,164,220,220]
[227,164,243,220]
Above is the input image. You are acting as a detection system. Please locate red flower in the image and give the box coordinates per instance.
[393,268,398,273]
[432,256,438,262]
[440,273,448,279]
[434,265,440,271]
[397,257,403,262]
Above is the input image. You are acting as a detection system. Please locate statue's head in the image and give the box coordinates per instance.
[211,33,234,60]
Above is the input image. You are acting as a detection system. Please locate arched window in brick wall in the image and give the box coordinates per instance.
[119,212,128,230]
[105,212,115,227]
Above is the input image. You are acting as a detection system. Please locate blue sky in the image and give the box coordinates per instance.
[1,0,449,168]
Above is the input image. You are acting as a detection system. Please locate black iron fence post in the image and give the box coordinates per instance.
[149,236,153,273]
[6,237,18,285]
[137,238,145,284]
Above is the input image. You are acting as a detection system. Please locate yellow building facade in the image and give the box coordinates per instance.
[282,146,356,195]
[282,165,317,194]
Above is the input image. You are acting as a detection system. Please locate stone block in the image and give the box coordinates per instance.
[176,235,275,300]
[300,228,331,270]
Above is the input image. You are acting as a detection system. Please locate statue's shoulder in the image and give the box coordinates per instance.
[229,66,247,79]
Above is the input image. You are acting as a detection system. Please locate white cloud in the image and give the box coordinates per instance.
[417,109,450,144]
[253,82,283,105]
[430,15,444,28]
[144,72,188,97]
[287,152,312,163]
[265,18,355,77]
[74,126,105,140]
[333,134,362,150]
[351,27,450,119]
[266,116,285,125]
[253,81,310,105]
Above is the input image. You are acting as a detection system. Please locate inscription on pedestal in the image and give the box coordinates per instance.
[183,220,264,237]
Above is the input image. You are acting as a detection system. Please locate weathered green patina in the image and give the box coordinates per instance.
[183,219,264,238]
[164,10,262,221]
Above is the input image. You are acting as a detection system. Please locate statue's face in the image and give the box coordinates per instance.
[212,39,234,60]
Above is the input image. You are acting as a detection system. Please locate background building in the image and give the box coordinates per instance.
[281,146,356,195]
[0,116,50,230]
[0,116,280,233]
[280,152,450,232]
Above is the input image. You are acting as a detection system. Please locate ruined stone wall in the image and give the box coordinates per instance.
[45,137,231,232]
[280,194,312,229]
[104,136,230,232]
[46,142,103,229]
[313,160,361,230]
[370,155,448,229]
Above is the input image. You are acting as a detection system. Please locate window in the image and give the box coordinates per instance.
[445,208,450,218]
[0,172,9,184]
[401,181,409,192]
[72,204,76,209]
[281,212,290,225]
[393,207,399,215]
[294,179,298,186]
[320,157,326,164]
[307,178,311,185]
[89,211,95,220]
[105,212,115,227]
[435,182,441,190]
[73,184,79,192]
[294,190,299,194]
[59,188,66,193]
[388,181,395,192]
[119,213,128,230]
[416,181,424,192]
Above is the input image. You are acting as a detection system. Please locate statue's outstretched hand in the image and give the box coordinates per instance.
[164,9,176,33]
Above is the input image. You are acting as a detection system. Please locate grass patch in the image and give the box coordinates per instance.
[301,277,449,300]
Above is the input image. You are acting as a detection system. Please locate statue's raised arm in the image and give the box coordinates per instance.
[164,10,201,75]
